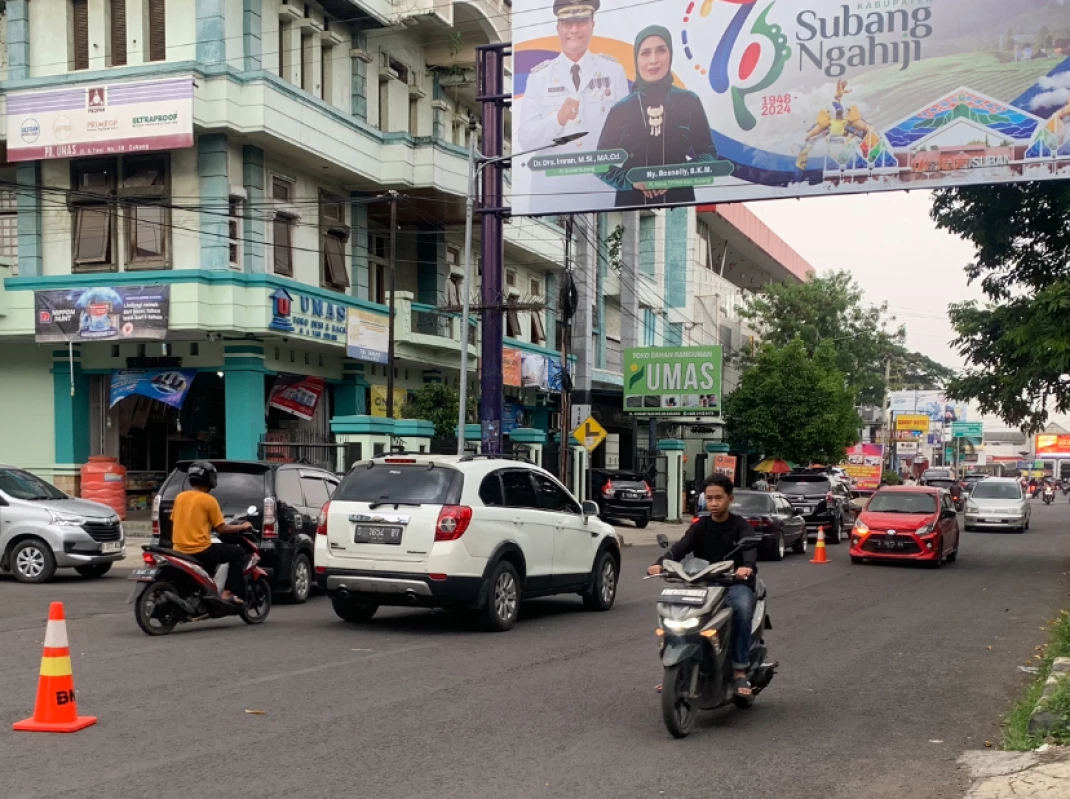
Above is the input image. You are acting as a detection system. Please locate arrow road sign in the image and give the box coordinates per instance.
[572,415,608,452]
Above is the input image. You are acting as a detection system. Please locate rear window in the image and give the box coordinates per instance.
[778,477,831,494]
[334,464,461,505]
[971,482,1022,500]
[923,470,952,480]
[602,471,645,483]
[867,492,937,514]
[925,479,956,490]
[731,493,774,513]
[162,465,269,506]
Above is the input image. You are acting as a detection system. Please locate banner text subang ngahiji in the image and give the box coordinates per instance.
[511,0,1070,216]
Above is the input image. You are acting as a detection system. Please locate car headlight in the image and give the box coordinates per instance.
[916,523,936,536]
[50,511,87,526]
[854,520,870,535]
[662,617,701,632]
[966,503,978,513]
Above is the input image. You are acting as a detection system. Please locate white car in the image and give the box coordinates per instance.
[964,477,1030,533]
[315,454,621,631]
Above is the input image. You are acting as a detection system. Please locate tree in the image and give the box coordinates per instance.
[888,346,957,392]
[723,339,862,464]
[401,383,473,440]
[739,270,905,404]
[930,182,1070,433]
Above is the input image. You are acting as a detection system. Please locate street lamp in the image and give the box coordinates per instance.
[455,128,588,454]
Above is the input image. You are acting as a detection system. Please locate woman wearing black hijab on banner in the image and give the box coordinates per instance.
[597,26,718,208]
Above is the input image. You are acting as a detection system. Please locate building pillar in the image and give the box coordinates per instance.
[595,214,607,370]
[304,29,323,98]
[619,212,640,349]
[196,0,227,65]
[658,439,686,522]
[242,145,265,273]
[223,343,266,459]
[281,20,302,85]
[199,134,230,270]
[350,29,368,121]
[416,230,444,305]
[242,0,262,70]
[569,214,597,416]
[8,0,30,80]
[350,199,369,300]
[16,162,42,277]
[334,361,369,417]
[664,207,688,310]
[51,347,91,488]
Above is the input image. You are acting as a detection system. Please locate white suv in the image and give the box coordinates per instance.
[315,454,621,631]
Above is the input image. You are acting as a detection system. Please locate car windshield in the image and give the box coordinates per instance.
[971,483,1022,500]
[163,466,268,506]
[866,492,937,514]
[334,463,460,506]
[778,477,831,494]
[731,493,774,513]
[0,468,68,501]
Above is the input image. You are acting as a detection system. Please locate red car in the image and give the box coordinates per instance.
[849,486,960,568]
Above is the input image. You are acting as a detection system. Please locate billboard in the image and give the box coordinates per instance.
[1036,434,1070,457]
[346,308,389,364]
[6,77,194,162]
[623,346,722,415]
[109,369,196,410]
[889,391,968,422]
[844,443,883,490]
[370,386,408,418]
[895,414,930,434]
[35,285,169,343]
[511,0,1070,216]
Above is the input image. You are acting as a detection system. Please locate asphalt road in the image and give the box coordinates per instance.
[1,504,1068,799]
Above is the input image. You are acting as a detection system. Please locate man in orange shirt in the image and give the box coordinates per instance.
[171,462,253,604]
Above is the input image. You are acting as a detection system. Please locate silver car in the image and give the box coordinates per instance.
[0,465,126,583]
[964,478,1030,533]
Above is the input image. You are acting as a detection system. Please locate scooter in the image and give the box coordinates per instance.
[1044,485,1055,505]
[648,533,777,738]
[128,507,272,636]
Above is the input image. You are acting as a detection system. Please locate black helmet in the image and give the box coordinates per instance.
[188,461,218,490]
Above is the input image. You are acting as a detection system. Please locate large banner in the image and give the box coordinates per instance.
[623,346,722,415]
[889,391,968,422]
[844,443,884,490]
[267,375,326,421]
[35,285,169,343]
[511,0,1070,216]
[109,369,196,410]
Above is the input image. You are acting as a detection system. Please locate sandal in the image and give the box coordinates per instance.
[732,675,752,698]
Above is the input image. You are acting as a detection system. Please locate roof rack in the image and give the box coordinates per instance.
[458,453,534,464]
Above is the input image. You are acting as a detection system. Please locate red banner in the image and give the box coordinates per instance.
[267,375,325,421]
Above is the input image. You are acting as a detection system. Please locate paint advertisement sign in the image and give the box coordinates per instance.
[844,442,884,490]
[889,391,969,422]
[109,369,196,410]
[713,454,737,483]
[6,77,194,162]
[623,346,723,415]
[35,285,169,343]
[370,385,409,419]
[267,375,326,421]
[511,0,1070,217]
[344,306,389,364]
[895,414,931,434]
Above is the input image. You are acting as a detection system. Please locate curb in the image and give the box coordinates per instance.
[1028,657,1070,737]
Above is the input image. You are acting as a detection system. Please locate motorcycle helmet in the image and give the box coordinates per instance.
[187,461,218,490]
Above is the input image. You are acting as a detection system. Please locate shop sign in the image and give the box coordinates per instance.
[267,375,325,421]
[844,443,884,491]
[35,285,169,343]
[1035,434,1070,457]
[503,403,527,434]
[895,414,930,434]
[713,454,737,483]
[370,386,408,419]
[109,369,196,410]
[6,76,194,162]
[345,307,389,364]
[504,348,523,388]
[897,441,919,457]
[270,287,354,348]
[623,346,722,416]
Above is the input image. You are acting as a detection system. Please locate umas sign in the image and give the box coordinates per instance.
[511,0,1070,215]
[269,288,348,344]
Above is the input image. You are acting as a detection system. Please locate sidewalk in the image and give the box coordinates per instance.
[962,748,1070,798]
[612,519,690,548]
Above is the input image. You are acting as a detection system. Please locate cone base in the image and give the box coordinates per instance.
[13,715,97,733]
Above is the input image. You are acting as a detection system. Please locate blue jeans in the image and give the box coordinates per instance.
[724,584,756,671]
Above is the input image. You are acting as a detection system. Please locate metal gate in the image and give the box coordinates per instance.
[258,432,359,475]
[636,452,669,521]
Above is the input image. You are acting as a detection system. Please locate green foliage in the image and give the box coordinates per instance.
[931,182,1070,433]
[1004,610,1070,750]
[889,348,957,392]
[724,339,861,465]
[882,471,902,486]
[605,224,625,275]
[401,383,473,440]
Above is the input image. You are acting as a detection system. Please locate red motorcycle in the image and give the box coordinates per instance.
[129,507,272,636]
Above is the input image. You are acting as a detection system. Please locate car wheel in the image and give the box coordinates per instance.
[826,518,842,545]
[483,560,521,632]
[287,553,312,604]
[792,533,808,555]
[74,563,113,579]
[1025,517,1031,531]
[583,551,619,611]
[929,543,945,569]
[331,596,379,623]
[10,538,57,584]
[765,533,785,562]
[635,516,650,529]
[851,556,864,565]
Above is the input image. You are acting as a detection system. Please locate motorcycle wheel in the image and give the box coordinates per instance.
[135,581,179,636]
[240,578,272,625]
[660,663,695,739]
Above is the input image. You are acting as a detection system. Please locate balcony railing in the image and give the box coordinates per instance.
[396,293,478,354]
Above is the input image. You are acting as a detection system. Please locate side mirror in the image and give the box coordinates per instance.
[942,509,957,519]
[581,500,599,517]
[656,533,670,549]
[740,535,764,549]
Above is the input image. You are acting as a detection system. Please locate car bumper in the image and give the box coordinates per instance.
[803,514,837,534]
[55,543,127,567]
[849,538,940,561]
[964,513,1026,529]
[599,500,652,519]
[318,567,486,607]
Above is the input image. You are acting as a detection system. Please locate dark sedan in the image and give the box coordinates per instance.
[731,491,808,561]
[591,469,653,528]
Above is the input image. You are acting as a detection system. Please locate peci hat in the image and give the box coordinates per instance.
[554,0,598,20]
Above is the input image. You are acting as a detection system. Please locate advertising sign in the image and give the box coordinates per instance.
[623,346,722,415]
[895,414,930,434]
[844,443,883,490]
[503,348,524,388]
[6,77,194,162]
[503,402,527,434]
[370,385,408,419]
[109,369,196,410]
[897,441,919,457]
[952,422,984,438]
[713,454,738,483]
[889,391,969,422]
[267,375,326,421]
[344,306,389,364]
[1036,434,1070,457]
[35,285,169,343]
[511,1,1070,216]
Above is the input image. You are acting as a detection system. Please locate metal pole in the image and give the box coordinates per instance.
[559,218,573,488]
[881,354,892,475]
[386,192,398,420]
[456,121,478,455]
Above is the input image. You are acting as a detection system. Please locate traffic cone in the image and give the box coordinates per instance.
[809,526,830,565]
[13,602,97,733]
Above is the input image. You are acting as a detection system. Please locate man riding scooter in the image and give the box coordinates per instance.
[171,462,253,604]
[647,473,758,698]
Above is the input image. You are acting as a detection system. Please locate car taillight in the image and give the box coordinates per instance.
[602,480,615,498]
[151,494,161,536]
[262,496,277,538]
[435,506,473,541]
[748,517,770,530]
[142,552,157,565]
[644,481,654,497]
[317,501,330,536]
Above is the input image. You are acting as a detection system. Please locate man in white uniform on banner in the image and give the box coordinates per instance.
[518,0,629,215]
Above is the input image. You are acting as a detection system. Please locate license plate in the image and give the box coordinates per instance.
[659,588,709,605]
[128,567,159,581]
[101,541,122,553]
[984,519,1004,524]
[353,525,402,545]
[624,492,642,500]
[875,539,908,550]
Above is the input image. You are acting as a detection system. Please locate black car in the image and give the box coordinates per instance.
[776,472,851,543]
[152,460,339,603]
[591,469,653,528]
[960,473,986,498]
[731,491,808,560]
[920,470,963,509]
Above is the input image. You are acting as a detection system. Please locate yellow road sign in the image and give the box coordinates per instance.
[572,415,608,452]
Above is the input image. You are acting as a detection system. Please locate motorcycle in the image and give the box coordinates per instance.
[128,506,272,636]
[1044,485,1055,505]
[648,533,777,738]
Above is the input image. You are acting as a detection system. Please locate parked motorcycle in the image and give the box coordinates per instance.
[649,533,777,738]
[129,506,272,636]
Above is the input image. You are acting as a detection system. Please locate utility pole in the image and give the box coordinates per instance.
[386,191,398,420]
[559,218,573,488]
[455,118,478,454]
[881,353,893,476]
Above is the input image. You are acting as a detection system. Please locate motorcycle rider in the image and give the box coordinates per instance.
[647,473,758,697]
[170,462,253,604]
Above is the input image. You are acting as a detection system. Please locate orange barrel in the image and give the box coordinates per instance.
[80,456,127,520]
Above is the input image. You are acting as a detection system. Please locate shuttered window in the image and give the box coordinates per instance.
[73,0,90,70]
[148,0,166,62]
[111,0,127,66]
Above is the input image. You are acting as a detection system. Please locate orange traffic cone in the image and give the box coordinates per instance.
[13,602,97,733]
[810,526,830,565]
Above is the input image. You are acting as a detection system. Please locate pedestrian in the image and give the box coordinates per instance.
[752,476,769,492]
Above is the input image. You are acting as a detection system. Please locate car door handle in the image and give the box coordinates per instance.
[513,517,524,526]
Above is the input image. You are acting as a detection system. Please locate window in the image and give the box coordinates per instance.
[719,324,733,350]
[642,308,656,346]
[506,269,517,289]
[666,321,683,346]
[147,0,166,62]
[0,188,16,260]
[479,474,504,507]
[506,303,523,339]
[74,207,113,266]
[333,464,461,504]
[532,474,580,514]
[71,160,117,271]
[110,0,127,66]
[321,44,334,102]
[320,193,350,291]
[273,217,294,276]
[530,312,546,345]
[530,277,542,297]
[272,176,293,202]
[447,274,463,307]
[278,21,291,80]
[639,214,655,276]
[446,246,460,271]
[501,470,539,509]
[274,469,303,507]
[228,198,242,268]
[409,97,420,135]
[300,474,331,511]
[72,0,89,70]
[369,235,388,305]
[122,155,170,268]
